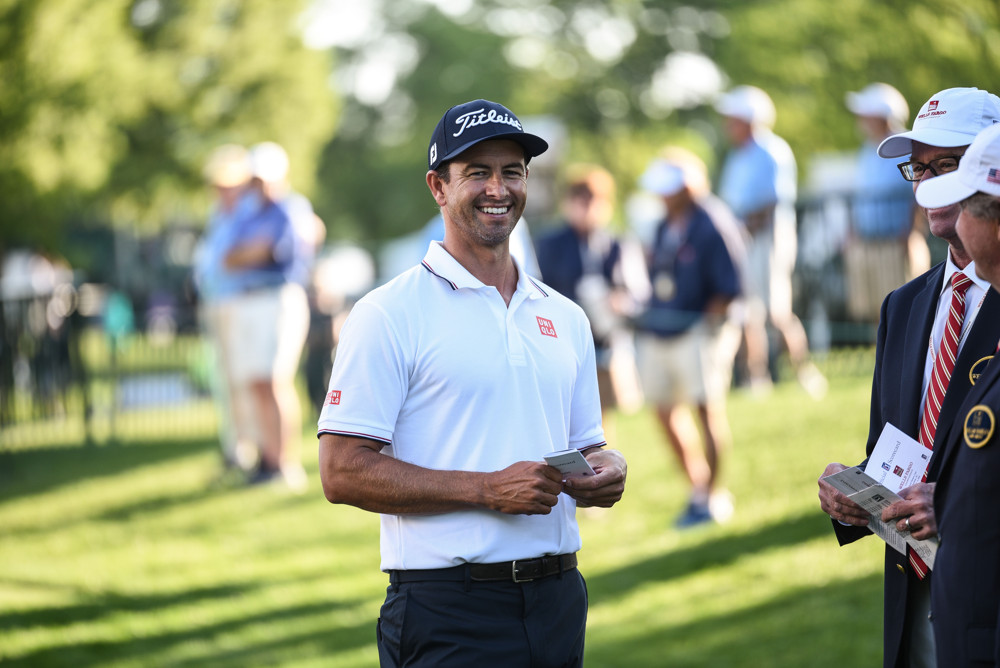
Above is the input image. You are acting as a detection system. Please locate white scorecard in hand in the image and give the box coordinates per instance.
[544,449,596,477]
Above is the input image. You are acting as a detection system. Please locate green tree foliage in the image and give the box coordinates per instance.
[0,0,337,260]
[4,0,999,262]
[711,0,1000,181]
[312,4,522,243]
[314,0,1000,247]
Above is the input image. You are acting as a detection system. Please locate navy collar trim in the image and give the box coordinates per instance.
[421,260,458,291]
[527,276,549,297]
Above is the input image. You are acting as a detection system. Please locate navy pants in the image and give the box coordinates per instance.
[376,568,588,667]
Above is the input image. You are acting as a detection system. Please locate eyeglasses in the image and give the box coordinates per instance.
[897,155,963,181]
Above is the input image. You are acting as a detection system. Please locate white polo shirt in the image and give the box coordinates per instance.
[318,241,606,571]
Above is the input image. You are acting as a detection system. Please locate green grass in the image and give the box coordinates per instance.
[0,356,885,667]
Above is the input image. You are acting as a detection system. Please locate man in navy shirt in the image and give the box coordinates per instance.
[635,148,747,527]
[536,165,645,428]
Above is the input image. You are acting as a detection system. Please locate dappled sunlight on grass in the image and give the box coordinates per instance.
[1,356,882,667]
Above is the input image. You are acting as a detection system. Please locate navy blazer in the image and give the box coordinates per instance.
[832,262,1000,668]
[931,316,1000,668]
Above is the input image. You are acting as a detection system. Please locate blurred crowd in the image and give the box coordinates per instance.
[4,82,923,508]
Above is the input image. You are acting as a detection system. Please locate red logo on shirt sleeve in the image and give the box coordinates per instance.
[537,316,557,338]
[326,390,341,405]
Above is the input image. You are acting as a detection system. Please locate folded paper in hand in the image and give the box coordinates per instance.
[822,423,938,568]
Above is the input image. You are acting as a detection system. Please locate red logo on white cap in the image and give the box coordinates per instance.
[537,316,557,338]
[928,100,939,111]
[326,390,341,405]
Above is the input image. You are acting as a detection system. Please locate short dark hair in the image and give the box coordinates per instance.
[961,191,1000,222]
[434,161,452,184]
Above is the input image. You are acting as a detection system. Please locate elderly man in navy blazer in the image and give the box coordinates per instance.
[915,122,1000,667]
[818,87,1000,668]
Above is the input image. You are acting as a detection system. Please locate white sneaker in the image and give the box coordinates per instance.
[281,464,308,494]
[709,489,735,524]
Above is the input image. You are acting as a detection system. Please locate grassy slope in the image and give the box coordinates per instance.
[0,366,884,667]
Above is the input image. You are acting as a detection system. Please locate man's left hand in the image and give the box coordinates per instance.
[563,448,627,508]
[881,482,937,540]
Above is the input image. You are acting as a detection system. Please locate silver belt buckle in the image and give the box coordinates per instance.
[511,560,534,583]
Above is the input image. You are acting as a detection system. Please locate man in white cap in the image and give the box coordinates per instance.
[913,121,1000,667]
[818,87,1000,668]
[317,99,626,667]
[844,83,929,324]
[715,85,827,398]
[224,141,320,491]
[635,147,746,528]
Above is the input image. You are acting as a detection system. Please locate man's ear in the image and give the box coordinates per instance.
[426,170,448,206]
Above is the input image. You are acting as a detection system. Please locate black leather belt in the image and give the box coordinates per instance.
[389,553,577,584]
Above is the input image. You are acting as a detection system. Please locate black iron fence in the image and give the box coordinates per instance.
[0,287,218,449]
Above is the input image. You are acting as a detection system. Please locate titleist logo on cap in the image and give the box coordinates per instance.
[428,98,548,170]
[452,108,523,138]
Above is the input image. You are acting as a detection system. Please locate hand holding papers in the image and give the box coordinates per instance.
[822,423,938,568]
[544,449,596,479]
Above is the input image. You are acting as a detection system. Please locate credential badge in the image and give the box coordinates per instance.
[653,273,675,301]
[963,404,995,449]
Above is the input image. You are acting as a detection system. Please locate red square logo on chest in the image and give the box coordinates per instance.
[537,316,557,338]
[326,390,341,405]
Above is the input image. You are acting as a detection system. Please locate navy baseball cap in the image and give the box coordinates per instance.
[427,99,548,171]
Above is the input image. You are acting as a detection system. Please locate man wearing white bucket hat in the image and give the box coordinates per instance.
[819,87,1000,668]
[844,83,929,323]
[913,121,1000,667]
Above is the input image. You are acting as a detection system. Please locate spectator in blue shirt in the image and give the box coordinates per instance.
[222,142,321,491]
[844,82,930,323]
[716,85,827,399]
[193,144,261,475]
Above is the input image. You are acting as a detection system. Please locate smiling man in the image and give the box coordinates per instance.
[317,99,627,668]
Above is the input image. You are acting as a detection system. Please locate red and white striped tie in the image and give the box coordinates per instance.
[909,271,972,579]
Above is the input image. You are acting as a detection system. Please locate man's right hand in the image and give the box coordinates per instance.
[484,461,565,516]
[817,462,870,526]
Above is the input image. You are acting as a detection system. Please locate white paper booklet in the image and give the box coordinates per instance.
[863,422,932,492]
[822,423,938,568]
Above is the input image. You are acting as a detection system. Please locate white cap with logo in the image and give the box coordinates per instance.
[915,123,1000,208]
[877,87,1000,158]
